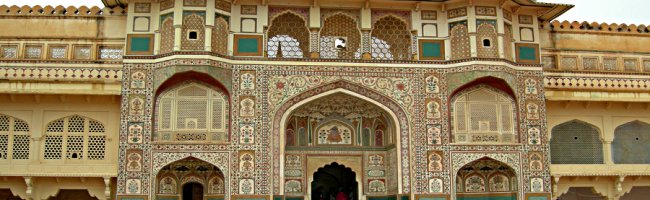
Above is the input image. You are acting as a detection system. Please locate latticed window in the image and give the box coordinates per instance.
[0,114,30,160]
[371,16,412,60]
[43,115,106,160]
[267,12,310,58]
[612,121,650,164]
[156,82,229,142]
[452,85,516,143]
[550,120,603,164]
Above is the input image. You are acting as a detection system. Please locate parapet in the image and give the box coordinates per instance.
[0,5,126,17]
[541,20,650,35]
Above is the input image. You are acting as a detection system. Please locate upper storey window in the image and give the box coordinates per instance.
[0,114,30,160]
[267,12,310,58]
[452,85,516,143]
[156,82,229,143]
[371,15,412,60]
[43,115,106,160]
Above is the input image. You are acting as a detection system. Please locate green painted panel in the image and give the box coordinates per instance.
[528,197,548,200]
[401,195,409,200]
[457,196,515,200]
[286,197,303,200]
[130,37,151,52]
[518,46,537,60]
[237,38,259,53]
[273,196,283,200]
[422,42,442,58]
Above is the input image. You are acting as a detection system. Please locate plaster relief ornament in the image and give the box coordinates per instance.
[126,179,141,194]
[127,123,143,144]
[425,75,440,93]
[427,124,441,145]
[126,152,142,172]
[130,71,146,89]
[525,78,538,95]
[429,178,443,193]
[317,122,352,145]
[239,179,254,194]
[284,180,302,193]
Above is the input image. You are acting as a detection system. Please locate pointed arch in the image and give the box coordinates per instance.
[181,12,206,50]
[319,12,362,59]
[612,120,650,164]
[371,15,412,60]
[267,11,310,58]
[455,157,518,198]
[273,80,411,194]
[0,113,30,160]
[550,120,604,164]
[160,14,175,54]
[43,115,106,160]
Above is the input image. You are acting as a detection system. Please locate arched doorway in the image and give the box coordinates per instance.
[456,158,517,200]
[311,163,358,200]
[182,183,204,200]
[156,157,225,199]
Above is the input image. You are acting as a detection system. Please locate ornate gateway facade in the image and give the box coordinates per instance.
[0,0,649,200]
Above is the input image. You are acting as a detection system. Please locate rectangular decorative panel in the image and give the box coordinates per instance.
[215,0,231,12]
[541,56,556,69]
[127,34,155,55]
[475,6,496,16]
[24,45,42,59]
[519,15,533,24]
[582,57,599,70]
[134,3,151,13]
[561,56,578,70]
[515,43,539,64]
[241,5,257,15]
[447,7,467,19]
[184,0,206,7]
[503,10,512,21]
[421,10,437,20]
[603,57,618,71]
[233,34,263,56]
[48,45,67,59]
[525,193,550,200]
[1,45,17,58]
[644,60,650,72]
[99,46,124,59]
[160,0,174,11]
[418,39,445,60]
[73,45,92,60]
[624,58,638,71]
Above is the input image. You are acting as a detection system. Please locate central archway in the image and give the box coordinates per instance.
[155,157,225,200]
[312,163,358,200]
[455,157,518,200]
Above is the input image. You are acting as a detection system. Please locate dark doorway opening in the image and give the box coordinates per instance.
[182,183,204,200]
[311,162,358,200]
[47,189,98,200]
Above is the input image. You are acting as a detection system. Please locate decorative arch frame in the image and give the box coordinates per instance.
[370,15,414,60]
[273,80,411,194]
[266,10,311,58]
[150,152,230,200]
[318,12,363,59]
[549,119,603,141]
[451,154,522,199]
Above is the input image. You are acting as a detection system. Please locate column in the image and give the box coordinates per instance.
[467,5,477,57]
[496,6,505,58]
[173,0,183,51]
[205,0,215,52]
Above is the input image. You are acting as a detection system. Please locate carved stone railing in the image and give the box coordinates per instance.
[0,5,126,17]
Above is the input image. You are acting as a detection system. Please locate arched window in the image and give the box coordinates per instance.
[450,21,470,60]
[451,85,516,143]
[550,120,603,164]
[371,16,412,60]
[476,20,499,58]
[267,12,309,58]
[0,114,30,160]
[612,121,650,164]
[156,82,229,142]
[319,13,362,59]
[43,115,106,160]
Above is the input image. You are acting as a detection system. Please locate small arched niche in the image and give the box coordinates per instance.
[456,157,518,199]
[311,162,359,200]
[284,93,395,148]
[156,157,225,199]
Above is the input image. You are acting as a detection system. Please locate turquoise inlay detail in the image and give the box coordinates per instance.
[528,197,548,200]
[419,198,446,200]
[422,42,442,58]
[457,196,516,200]
[519,46,537,60]
[130,37,151,52]
[237,38,259,53]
